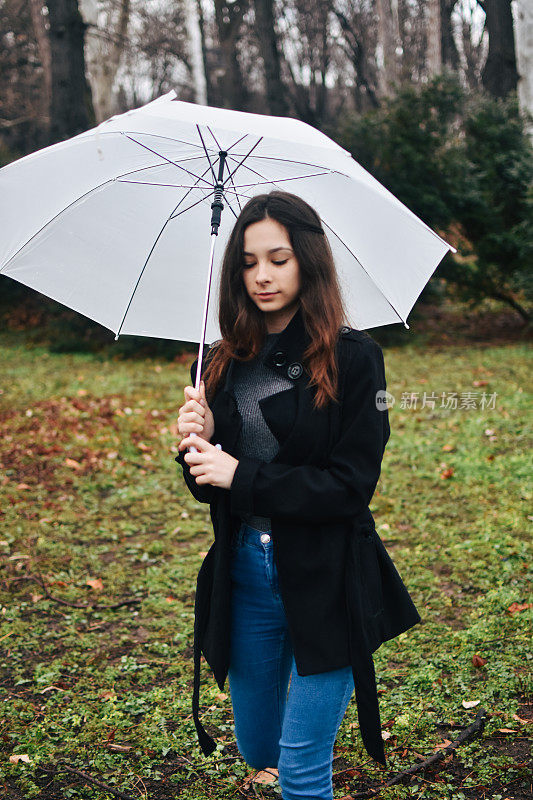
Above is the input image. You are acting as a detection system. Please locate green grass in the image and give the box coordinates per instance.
[0,331,531,799]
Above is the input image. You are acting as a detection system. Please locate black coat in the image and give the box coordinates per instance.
[175,305,421,766]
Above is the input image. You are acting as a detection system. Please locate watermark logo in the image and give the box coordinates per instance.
[375,389,395,410]
[375,390,498,411]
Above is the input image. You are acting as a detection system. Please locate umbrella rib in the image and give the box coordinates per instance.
[168,191,217,220]
[223,138,264,187]
[205,125,222,151]
[221,157,407,325]
[224,172,332,189]
[122,133,213,188]
[226,152,339,174]
[320,218,407,326]
[116,181,213,189]
[223,194,239,220]
[224,152,332,187]
[196,125,218,184]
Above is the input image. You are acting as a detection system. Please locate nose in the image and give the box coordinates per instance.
[255,260,272,284]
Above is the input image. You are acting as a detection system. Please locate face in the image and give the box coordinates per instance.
[242,217,301,333]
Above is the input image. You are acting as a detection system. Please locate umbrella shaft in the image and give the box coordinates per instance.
[211,150,228,235]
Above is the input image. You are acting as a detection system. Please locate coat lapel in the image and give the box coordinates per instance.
[210,304,316,464]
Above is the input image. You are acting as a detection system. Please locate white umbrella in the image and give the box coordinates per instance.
[0,88,455,357]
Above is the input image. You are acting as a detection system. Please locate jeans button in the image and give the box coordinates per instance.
[260,533,271,544]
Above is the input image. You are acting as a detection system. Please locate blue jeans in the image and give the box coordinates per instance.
[228,522,354,800]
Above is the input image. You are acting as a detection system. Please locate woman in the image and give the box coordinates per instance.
[175,191,421,799]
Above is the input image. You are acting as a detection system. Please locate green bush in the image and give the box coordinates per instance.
[337,75,533,321]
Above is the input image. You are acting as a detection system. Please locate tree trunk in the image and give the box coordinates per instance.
[440,0,460,70]
[213,0,249,110]
[427,0,442,75]
[254,0,288,116]
[46,0,95,143]
[196,0,214,105]
[375,0,401,96]
[480,0,518,97]
[513,0,533,137]
[30,0,52,132]
[80,0,131,123]
[184,0,207,105]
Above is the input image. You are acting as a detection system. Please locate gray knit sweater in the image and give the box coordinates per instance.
[232,331,294,531]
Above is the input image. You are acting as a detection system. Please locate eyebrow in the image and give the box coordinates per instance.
[243,247,293,256]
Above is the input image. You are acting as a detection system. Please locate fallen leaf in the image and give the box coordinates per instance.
[381,730,392,740]
[16,483,31,490]
[440,467,454,479]
[86,577,104,592]
[243,769,278,789]
[462,699,480,709]
[442,444,455,451]
[472,654,487,668]
[31,594,44,603]
[497,728,516,734]
[507,602,532,614]
[107,743,132,752]
[165,596,176,603]
[512,713,531,725]
[433,738,452,751]
[64,458,82,470]
[199,551,208,557]
[9,754,30,764]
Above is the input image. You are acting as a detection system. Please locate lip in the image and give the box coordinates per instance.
[256,292,278,298]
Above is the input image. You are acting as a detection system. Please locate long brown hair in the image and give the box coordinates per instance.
[201,190,350,410]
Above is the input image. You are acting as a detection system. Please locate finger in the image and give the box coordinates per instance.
[181,398,205,416]
[181,434,209,451]
[184,385,203,403]
[177,422,204,443]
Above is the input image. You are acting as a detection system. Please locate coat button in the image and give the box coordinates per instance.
[260,533,271,544]
[339,325,351,335]
[272,350,286,366]
[287,362,303,379]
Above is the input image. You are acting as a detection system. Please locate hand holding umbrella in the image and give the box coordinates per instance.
[178,433,238,490]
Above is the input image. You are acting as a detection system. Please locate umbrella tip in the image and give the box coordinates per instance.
[403,321,410,330]
[114,333,119,341]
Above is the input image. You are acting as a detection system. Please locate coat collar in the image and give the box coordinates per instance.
[220,302,311,394]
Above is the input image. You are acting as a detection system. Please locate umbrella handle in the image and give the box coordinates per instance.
[187,431,222,454]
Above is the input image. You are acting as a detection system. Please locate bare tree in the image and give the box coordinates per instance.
[332,1,380,111]
[440,0,460,69]
[185,0,208,104]
[513,0,533,136]
[213,0,249,109]
[30,0,52,127]
[254,0,289,115]
[46,0,95,143]
[375,0,402,94]
[478,0,518,96]
[426,0,443,74]
[79,0,131,123]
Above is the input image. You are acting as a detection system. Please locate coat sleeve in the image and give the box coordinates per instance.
[174,355,217,505]
[229,339,390,522]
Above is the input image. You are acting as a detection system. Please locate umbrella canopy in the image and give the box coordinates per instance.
[0,89,455,342]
